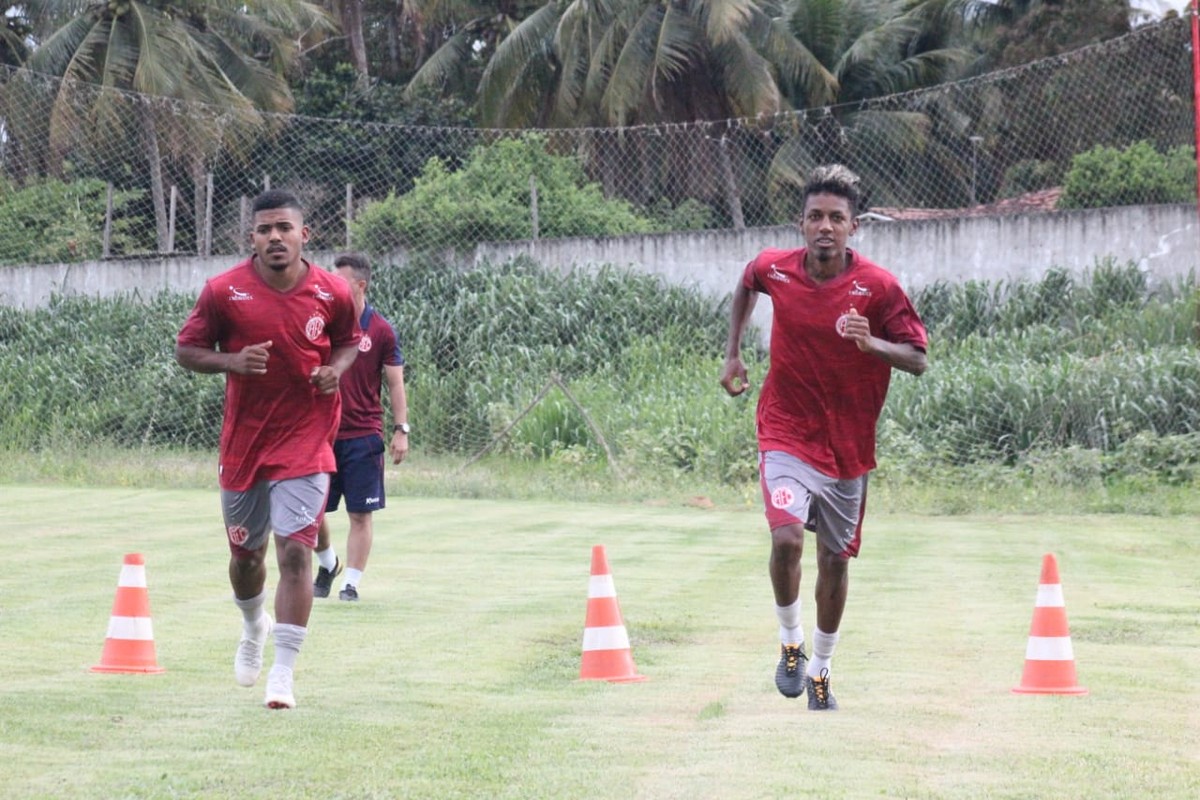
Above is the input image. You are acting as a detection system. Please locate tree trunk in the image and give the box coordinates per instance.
[192,156,206,254]
[141,107,169,252]
[340,0,369,79]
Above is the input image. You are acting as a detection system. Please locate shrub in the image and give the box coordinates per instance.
[1058,141,1195,209]
[0,177,147,265]
[350,135,656,255]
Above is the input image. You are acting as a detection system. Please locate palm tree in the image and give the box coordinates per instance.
[758,0,987,210]
[13,0,333,251]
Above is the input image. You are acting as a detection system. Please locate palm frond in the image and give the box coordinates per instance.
[698,0,754,46]
[603,4,666,125]
[786,0,849,67]
[403,25,478,99]
[478,2,561,127]
[711,32,782,118]
[25,13,97,77]
[750,10,837,107]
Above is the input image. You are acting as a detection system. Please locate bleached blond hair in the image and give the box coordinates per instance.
[803,164,864,216]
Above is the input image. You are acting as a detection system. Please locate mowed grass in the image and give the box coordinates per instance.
[1,485,1198,799]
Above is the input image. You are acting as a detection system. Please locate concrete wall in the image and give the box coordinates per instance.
[2,205,1196,313]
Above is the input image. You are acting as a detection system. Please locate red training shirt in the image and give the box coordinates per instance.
[177,258,362,491]
[743,247,927,479]
[337,304,405,440]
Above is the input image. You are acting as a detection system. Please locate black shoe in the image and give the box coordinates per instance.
[313,558,342,598]
[806,668,838,711]
[338,584,359,602]
[774,644,807,699]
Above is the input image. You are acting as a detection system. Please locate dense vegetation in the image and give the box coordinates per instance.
[0,258,1195,496]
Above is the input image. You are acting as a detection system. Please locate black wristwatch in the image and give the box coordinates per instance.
[395,422,411,435]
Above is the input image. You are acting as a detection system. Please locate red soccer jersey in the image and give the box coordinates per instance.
[337,304,405,440]
[743,247,927,479]
[177,258,362,491]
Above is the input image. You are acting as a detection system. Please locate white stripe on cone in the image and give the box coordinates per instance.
[1035,584,1065,607]
[106,616,155,641]
[118,564,148,588]
[582,625,631,651]
[1025,635,1075,661]
[588,574,616,598]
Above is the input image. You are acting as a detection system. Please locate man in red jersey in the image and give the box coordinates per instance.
[312,253,409,603]
[720,165,928,711]
[175,190,361,710]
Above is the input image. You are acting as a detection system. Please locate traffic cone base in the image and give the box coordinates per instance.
[580,545,646,682]
[1013,553,1084,695]
[91,553,165,675]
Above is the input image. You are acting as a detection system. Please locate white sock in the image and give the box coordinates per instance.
[343,568,363,590]
[315,547,337,571]
[272,623,307,671]
[233,590,267,628]
[775,598,803,647]
[808,627,840,678]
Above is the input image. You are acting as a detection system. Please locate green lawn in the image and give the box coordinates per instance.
[2,485,1198,799]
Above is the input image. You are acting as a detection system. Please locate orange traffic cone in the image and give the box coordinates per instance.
[91,553,165,674]
[579,545,646,682]
[1012,553,1085,695]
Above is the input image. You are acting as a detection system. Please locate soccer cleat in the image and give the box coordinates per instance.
[338,584,359,602]
[263,665,296,709]
[806,668,839,711]
[234,614,272,687]
[313,557,343,598]
[774,643,808,699]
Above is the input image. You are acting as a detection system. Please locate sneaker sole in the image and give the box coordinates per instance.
[264,696,296,710]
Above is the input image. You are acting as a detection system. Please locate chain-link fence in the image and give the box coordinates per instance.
[1,18,1198,494]
[2,19,1195,263]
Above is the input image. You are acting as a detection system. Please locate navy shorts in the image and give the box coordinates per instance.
[326,434,386,514]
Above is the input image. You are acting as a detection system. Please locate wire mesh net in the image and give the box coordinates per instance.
[1,18,1197,492]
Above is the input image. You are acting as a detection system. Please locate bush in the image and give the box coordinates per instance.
[0,177,147,265]
[1058,141,1195,209]
[350,135,656,254]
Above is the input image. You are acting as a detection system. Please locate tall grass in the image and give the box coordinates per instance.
[0,257,1195,500]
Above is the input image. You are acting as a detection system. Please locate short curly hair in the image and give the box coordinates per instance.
[803,164,863,217]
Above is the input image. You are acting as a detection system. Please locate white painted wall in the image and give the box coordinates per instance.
[2,206,1196,324]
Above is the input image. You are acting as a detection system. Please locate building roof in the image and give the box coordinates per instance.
[867,188,1063,221]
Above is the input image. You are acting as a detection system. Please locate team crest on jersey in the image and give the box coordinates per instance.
[850,280,871,296]
[358,333,373,352]
[305,315,326,341]
[771,486,795,509]
[226,525,249,546]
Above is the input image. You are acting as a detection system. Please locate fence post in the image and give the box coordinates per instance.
[167,185,177,254]
[102,182,113,259]
[263,174,270,191]
[239,195,250,253]
[718,134,745,231]
[530,175,539,241]
[1191,0,1199,221]
[345,183,353,249]
[203,172,214,257]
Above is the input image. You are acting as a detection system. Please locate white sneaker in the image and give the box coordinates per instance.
[263,665,296,709]
[234,614,272,687]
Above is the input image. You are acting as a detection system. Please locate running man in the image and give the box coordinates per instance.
[720,164,928,710]
[176,189,361,709]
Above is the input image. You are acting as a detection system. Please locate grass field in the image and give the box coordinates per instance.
[2,484,1198,799]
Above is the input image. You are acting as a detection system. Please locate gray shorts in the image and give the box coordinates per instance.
[220,473,331,557]
[759,451,868,557]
